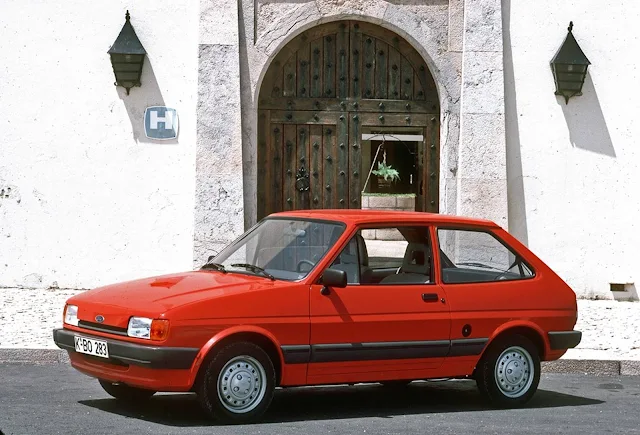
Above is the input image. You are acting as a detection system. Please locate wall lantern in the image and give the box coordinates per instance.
[108,11,147,95]
[550,22,591,104]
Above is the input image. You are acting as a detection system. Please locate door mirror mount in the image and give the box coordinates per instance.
[321,268,347,289]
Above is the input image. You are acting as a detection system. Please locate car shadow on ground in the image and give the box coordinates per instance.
[78,380,604,427]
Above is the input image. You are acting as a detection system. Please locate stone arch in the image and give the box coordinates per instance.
[255,19,442,218]
[253,12,457,116]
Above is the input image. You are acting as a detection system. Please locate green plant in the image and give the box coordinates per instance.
[372,161,400,182]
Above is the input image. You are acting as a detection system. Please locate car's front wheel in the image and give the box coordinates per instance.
[197,341,276,424]
[475,334,540,407]
[98,379,156,401]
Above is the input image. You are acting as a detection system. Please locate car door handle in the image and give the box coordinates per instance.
[421,293,439,302]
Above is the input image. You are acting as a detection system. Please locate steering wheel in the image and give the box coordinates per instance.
[296,259,315,273]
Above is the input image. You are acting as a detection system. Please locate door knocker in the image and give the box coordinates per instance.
[295,166,310,192]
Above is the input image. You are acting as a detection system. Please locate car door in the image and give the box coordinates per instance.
[308,225,451,385]
[434,226,539,375]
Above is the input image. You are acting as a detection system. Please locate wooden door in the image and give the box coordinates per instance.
[258,111,353,217]
[257,20,441,218]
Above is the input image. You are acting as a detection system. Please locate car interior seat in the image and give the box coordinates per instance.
[329,233,372,284]
[378,243,431,284]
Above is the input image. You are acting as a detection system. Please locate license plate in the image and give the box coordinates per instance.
[74,335,109,359]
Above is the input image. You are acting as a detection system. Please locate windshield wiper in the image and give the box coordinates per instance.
[230,263,275,281]
[457,262,501,271]
[200,262,227,272]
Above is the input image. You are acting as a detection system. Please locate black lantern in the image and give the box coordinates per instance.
[108,11,146,95]
[550,22,591,104]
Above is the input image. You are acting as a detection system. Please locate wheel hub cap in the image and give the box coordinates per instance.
[217,355,267,414]
[494,346,534,398]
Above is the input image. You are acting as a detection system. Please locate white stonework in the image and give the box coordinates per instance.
[457,0,507,228]
[0,1,199,289]
[505,0,640,299]
[0,0,638,300]
[237,0,466,234]
[194,0,245,265]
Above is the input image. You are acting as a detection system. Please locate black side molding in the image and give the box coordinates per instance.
[281,345,311,364]
[548,330,582,350]
[281,338,489,364]
[53,328,198,369]
[449,338,488,357]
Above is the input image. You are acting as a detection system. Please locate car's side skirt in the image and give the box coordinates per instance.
[281,338,488,364]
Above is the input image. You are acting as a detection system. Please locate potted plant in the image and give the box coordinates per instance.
[372,161,400,191]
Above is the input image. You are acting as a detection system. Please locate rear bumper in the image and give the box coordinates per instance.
[548,330,582,350]
[53,328,198,369]
[53,328,199,391]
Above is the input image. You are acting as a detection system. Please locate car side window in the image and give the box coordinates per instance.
[437,228,534,284]
[329,226,433,285]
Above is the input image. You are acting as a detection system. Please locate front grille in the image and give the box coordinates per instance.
[78,320,128,337]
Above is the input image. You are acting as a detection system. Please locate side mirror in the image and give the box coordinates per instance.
[207,255,216,263]
[321,268,347,288]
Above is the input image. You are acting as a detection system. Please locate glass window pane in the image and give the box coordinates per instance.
[437,229,532,284]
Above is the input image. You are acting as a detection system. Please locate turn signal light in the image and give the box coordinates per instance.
[150,319,170,341]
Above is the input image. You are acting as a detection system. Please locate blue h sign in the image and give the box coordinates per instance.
[144,106,179,140]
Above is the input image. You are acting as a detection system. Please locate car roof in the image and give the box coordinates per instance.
[269,209,501,228]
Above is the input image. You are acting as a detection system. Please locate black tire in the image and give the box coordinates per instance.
[197,341,276,424]
[98,379,156,401]
[475,334,540,408]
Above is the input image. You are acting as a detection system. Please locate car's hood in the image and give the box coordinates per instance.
[68,271,276,328]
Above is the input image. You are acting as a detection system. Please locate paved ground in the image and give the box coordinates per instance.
[0,364,639,434]
[1,288,639,360]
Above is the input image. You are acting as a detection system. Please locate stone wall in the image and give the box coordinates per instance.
[360,194,416,212]
[0,1,199,289]
[235,0,468,231]
[505,0,640,299]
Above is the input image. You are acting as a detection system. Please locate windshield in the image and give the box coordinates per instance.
[208,218,345,281]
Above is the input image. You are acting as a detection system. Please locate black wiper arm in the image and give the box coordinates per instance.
[200,262,227,272]
[457,262,499,270]
[230,263,275,281]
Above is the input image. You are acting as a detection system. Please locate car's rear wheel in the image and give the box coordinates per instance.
[197,341,275,424]
[98,379,156,401]
[475,334,540,407]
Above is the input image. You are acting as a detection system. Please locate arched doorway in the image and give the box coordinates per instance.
[257,21,440,219]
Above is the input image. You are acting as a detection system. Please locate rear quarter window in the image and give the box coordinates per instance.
[437,228,534,284]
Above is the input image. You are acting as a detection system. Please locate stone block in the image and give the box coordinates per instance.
[360,195,369,208]
[366,195,397,209]
[461,51,505,115]
[200,0,239,46]
[458,113,507,180]
[395,196,416,210]
[462,0,503,52]
[448,0,464,52]
[457,178,508,228]
[375,228,404,241]
[541,359,620,376]
[0,349,64,365]
[361,229,376,240]
[621,360,640,376]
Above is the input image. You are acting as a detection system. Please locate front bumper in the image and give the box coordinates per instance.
[53,328,198,369]
[548,330,582,350]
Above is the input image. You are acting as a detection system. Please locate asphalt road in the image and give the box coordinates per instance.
[1,364,639,435]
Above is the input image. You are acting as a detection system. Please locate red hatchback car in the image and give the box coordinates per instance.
[54,210,581,423]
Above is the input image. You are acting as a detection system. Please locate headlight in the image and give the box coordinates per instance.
[127,317,169,341]
[64,305,79,326]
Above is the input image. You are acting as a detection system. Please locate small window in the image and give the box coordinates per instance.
[329,227,433,285]
[437,229,534,284]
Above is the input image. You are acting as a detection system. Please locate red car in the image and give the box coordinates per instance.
[53,210,580,423]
